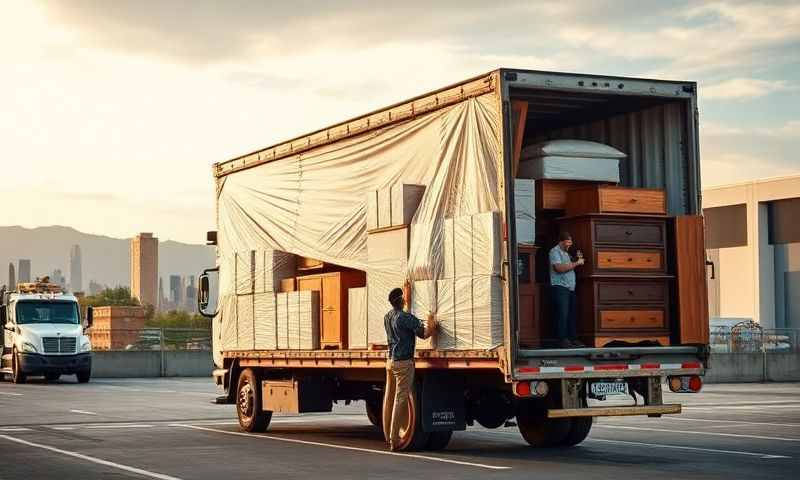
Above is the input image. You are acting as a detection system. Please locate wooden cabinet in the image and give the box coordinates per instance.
[536,180,609,211]
[567,185,666,217]
[517,245,543,348]
[671,215,710,345]
[297,270,366,349]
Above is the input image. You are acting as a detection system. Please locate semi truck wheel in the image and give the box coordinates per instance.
[236,368,272,432]
[425,430,453,451]
[559,417,593,446]
[11,349,26,384]
[76,371,91,383]
[45,373,61,382]
[383,381,429,451]
[365,397,382,429]
[516,402,570,447]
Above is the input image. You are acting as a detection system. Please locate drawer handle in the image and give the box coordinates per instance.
[630,198,638,203]
[625,230,633,236]
[627,290,634,296]
[627,257,633,262]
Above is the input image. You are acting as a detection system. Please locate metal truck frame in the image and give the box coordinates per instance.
[200,68,709,451]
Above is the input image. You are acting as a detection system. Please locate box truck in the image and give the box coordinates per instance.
[198,68,710,451]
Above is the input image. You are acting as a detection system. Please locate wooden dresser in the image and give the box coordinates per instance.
[296,270,366,349]
[558,212,672,347]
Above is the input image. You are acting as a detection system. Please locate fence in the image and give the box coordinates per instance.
[87,328,211,352]
[709,324,800,353]
[707,322,800,383]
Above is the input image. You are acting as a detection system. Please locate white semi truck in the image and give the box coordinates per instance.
[1,280,93,383]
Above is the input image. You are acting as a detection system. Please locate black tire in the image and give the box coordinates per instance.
[76,371,91,383]
[425,430,453,451]
[11,349,26,384]
[516,402,570,447]
[45,373,61,382]
[236,368,271,432]
[365,398,382,429]
[559,417,593,447]
[383,380,429,451]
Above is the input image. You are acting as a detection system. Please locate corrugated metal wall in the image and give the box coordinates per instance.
[535,101,692,215]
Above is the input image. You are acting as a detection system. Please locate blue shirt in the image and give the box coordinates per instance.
[384,309,425,361]
[549,245,576,291]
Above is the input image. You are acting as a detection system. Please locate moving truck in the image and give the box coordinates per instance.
[198,68,710,451]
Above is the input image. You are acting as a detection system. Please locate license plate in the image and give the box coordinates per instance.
[591,381,629,396]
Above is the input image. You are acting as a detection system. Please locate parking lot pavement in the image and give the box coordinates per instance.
[1,377,798,479]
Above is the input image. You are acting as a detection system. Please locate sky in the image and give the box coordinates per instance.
[1,0,798,244]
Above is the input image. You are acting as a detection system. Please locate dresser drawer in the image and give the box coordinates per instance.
[600,309,665,329]
[594,221,665,246]
[599,187,666,215]
[596,250,663,271]
[596,281,667,304]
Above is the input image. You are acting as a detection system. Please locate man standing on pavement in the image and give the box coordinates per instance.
[382,287,437,451]
[549,231,585,348]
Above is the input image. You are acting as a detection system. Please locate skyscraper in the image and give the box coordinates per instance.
[169,275,182,306]
[51,269,66,287]
[8,263,15,290]
[130,233,158,308]
[18,259,31,283]
[70,244,83,293]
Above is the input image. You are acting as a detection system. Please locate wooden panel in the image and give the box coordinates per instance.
[322,275,340,311]
[594,221,665,245]
[598,187,666,215]
[297,256,325,271]
[512,100,528,177]
[518,284,541,347]
[600,310,665,329]
[597,250,662,271]
[673,215,710,344]
[280,278,296,293]
[596,281,667,304]
[297,276,322,294]
[592,336,670,347]
[536,179,601,210]
[321,309,340,348]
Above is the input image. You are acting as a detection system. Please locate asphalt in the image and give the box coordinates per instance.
[0,376,798,480]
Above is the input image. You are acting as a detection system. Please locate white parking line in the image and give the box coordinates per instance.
[587,438,789,459]
[0,434,184,480]
[666,417,800,428]
[173,424,511,470]
[595,424,800,442]
[0,392,24,396]
[0,427,31,432]
[69,410,97,415]
[85,424,154,429]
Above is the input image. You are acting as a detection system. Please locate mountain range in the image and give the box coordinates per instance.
[0,225,214,291]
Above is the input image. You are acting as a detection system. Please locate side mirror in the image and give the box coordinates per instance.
[0,305,6,326]
[85,305,93,328]
[197,268,218,318]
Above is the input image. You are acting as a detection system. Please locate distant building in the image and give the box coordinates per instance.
[88,280,105,296]
[51,269,66,287]
[87,306,147,350]
[704,175,800,329]
[70,244,83,293]
[158,277,166,311]
[185,275,196,311]
[169,274,182,306]
[18,259,31,283]
[130,233,158,308]
[8,263,15,290]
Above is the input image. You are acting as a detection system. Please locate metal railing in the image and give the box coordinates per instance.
[86,328,212,352]
[710,324,800,354]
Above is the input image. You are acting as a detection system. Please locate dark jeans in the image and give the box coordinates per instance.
[551,285,577,341]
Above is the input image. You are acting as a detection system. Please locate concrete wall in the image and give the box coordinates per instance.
[91,351,212,378]
[705,353,800,383]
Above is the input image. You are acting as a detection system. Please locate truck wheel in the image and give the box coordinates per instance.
[383,381,429,451]
[11,349,26,384]
[76,371,91,383]
[559,417,593,447]
[365,398,382,429]
[45,373,61,382]
[425,430,453,451]
[236,368,272,432]
[516,402,570,447]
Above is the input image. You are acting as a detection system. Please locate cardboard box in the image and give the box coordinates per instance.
[348,287,368,349]
[390,184,426,226]
[256,250,297,293]
[297,290,320,350]
[367,227,410,266]
[472,275,504,349]
[454,277,474,349]
[236,294,255,350]
[254,292,277,350]
[276,293,289,349]
[472,212,502,276]
[435,278,456,349]
[515,179,536,245]
[411,280,436,350]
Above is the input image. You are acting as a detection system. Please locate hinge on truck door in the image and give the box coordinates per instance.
[560,379,582,410]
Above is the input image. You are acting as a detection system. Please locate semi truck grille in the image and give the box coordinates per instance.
[42,337,77,354]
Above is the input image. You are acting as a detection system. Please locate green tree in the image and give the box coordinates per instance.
[147,309,211,329]
[79,287,149,317]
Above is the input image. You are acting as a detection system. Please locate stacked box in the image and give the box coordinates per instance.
[254,292,277,350]
[235,251,255,295]
[435,279,456,349]
[454,277,474,349]
[236,294,255,350]
[367,273,405,345]
[410,280,436,350]
[348,287,368,349]
[366,226,410,346]
[442,211,501,279]
[472,276,504,349]
[287,291,301,350]
[297,290,320,350]
[255,250,297,293]
[514,179,536,245]
[434,275,504,350]
[276,293,289,349]
[367,184,426,230]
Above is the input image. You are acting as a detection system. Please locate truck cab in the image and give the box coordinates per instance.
[1,281,93,384]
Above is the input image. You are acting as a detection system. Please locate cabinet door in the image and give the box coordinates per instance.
[322,274,341,311]
[321,309,340,345]
[297,277,322,294]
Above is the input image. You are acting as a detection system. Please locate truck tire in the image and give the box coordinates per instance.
[559,417,593,447]
[45,373,61,382]
[11,349,26,384]
[76,371,91,383]
[383,381,429,451]
[516,402,570,447]
[236,368,272,432]
[425,430,453,451]
[365,398,382,429]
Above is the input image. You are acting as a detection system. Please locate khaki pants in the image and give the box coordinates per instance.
[382,358,415,448]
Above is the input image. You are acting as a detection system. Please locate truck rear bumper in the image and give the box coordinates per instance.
[18,352,91,374]
[548,404,681,418]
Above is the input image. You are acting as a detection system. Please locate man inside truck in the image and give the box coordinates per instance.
[549,232,585,348]
[382,287,437,451]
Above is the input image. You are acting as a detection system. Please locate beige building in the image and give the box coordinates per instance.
[704,175,800,329]
[130,232,158,308]
[88,306,147,350]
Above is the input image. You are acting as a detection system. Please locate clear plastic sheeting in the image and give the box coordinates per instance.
[214,94,504,366]
[521,139,627,159]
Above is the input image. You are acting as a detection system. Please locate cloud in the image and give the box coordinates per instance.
[703,119,800,138]
[704,78,796,99]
